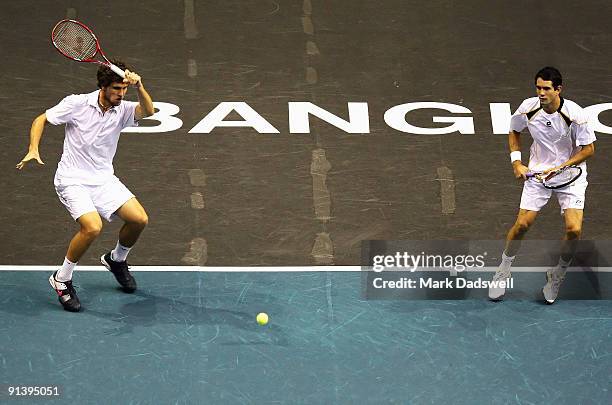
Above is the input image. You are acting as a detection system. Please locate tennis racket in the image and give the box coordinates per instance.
[51,19,125,78]
[526,165,582,189]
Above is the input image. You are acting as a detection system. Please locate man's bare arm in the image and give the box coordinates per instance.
[544,143,595,174]
[16,113,47,170]
[123,69,154,120]
[509,130,529,179]
[134,84,154,120]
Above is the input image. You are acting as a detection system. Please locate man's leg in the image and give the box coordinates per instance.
[504,209,539,256]
[543,208,584,304]
[101,198,148,292]
[66,212,104,264]
[50,211,103,312]
[57,211,103,281]
[115,197,149,251]
[489,209,538,300]
[561,208,583,260]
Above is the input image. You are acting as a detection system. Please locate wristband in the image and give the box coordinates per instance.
[510,151,522,163]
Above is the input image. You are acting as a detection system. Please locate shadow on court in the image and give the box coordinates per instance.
[86,290,290,347]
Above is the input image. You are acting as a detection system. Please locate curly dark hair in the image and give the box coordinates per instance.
[97,60,129,88]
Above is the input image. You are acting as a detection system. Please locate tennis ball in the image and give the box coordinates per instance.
[256,312,269,325]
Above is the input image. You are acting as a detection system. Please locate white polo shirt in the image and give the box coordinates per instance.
[510,97,596,173]
[46,90,139,186]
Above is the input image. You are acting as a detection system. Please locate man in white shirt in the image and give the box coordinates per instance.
[16,61,155,312]
[489,67,596,304]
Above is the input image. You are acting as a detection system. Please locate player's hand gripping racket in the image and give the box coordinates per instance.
[51,19,125,78]
[526,165,582,189]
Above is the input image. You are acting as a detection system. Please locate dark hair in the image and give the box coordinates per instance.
[97,60,128,88]
[535,66,562,89]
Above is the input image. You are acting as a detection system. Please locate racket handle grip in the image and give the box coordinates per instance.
[109,63,125,78]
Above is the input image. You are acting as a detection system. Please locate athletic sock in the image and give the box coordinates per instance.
[500,251,515,272]
[56,257,77,282]
[111,242,132,262]
[557,256,572,271]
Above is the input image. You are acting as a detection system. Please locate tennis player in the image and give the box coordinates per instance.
[489,67,596,304]
[16,61,155,312]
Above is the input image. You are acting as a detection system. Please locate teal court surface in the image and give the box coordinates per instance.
[1,269,610,404]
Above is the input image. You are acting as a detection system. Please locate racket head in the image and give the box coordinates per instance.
[541,166,582,189]
[51,19,99,62]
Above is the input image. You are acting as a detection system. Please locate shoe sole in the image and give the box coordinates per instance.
[488,287,506,301]
[100,254,137,293]
[542,273,556,304]
[542,288,556,305]
[100,254,111,270]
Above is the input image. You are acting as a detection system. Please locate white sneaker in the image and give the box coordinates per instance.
[542,267,567,304]
[488,267,511,301]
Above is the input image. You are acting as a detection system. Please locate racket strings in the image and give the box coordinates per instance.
[53,22,97,60]
[545,168,581,187]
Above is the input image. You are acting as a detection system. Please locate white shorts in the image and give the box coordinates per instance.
[54,175,135,222]
[520,176,587,214]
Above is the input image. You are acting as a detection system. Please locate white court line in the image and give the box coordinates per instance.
[0,266,610,272]
[0,265,357,272]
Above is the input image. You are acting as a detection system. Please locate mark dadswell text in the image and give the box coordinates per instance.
[372,277,513,290]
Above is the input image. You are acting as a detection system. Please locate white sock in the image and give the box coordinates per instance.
[56,257,77,282]
[558,257,572,270]
[500,251,515,272]
[111,241,132,262]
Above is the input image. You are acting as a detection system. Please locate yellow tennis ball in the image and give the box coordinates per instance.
[256,312,269,325]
